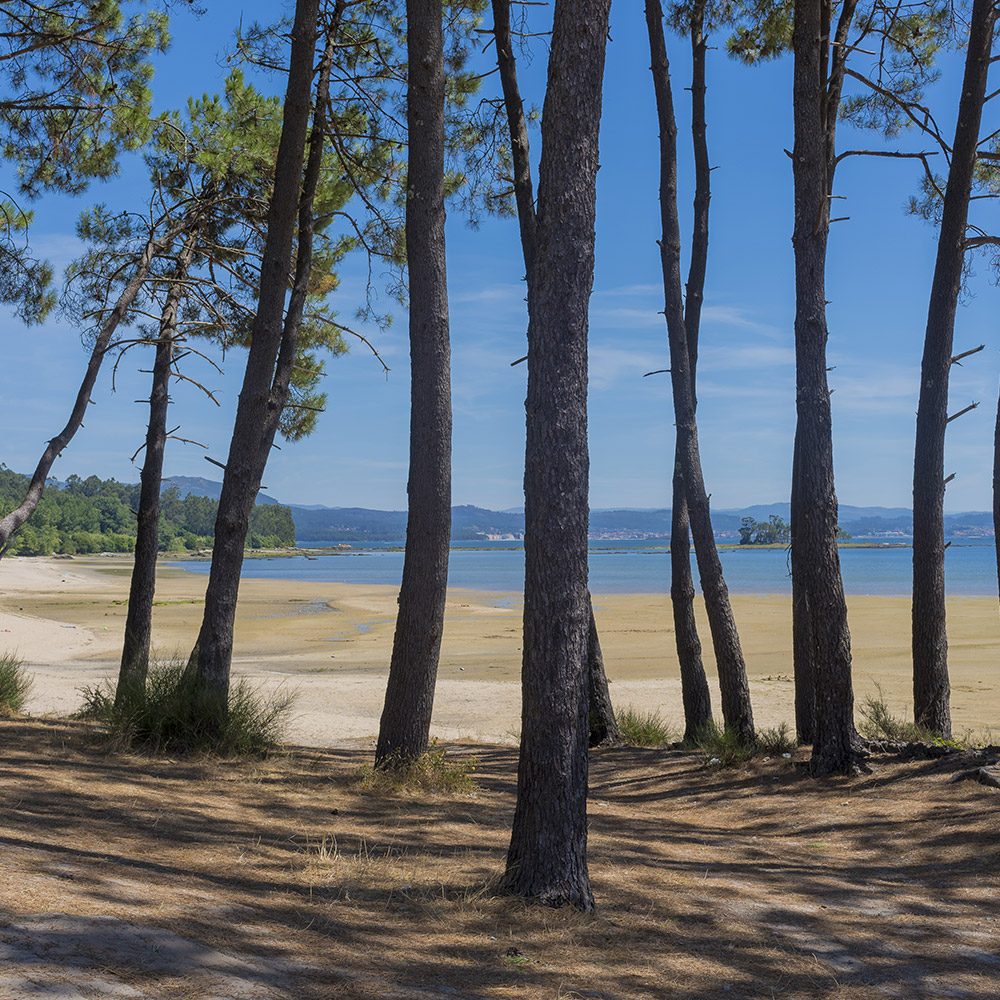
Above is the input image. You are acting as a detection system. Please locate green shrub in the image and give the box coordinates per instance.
[615,705,676,748]
[755,722,797,756]
[356,739,477,794]
[0,652,32,716]
[78,659,295,755]
[858,684,961,746]
[689,720,797,766]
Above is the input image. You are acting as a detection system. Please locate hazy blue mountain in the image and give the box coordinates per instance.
[155,476,993,543]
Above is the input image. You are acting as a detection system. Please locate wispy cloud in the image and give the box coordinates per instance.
[451,283,526,305]
[589,345,665,388]
[699,342,795,370]
[700,304,786,338]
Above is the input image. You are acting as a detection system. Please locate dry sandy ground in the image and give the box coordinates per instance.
[2,554,999,742]
[0,719,998,999]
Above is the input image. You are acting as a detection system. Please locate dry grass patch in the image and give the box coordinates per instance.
[0,719,999,999]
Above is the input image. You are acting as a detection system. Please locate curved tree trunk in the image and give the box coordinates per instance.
[500,0,611,911]
[116,243,196,706]
[376,0,451,766]
[646,0,753,744]
[187,0,324,725]
[911,0,995,738]
[0,224,178,556]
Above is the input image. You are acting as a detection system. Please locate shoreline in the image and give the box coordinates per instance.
[1,554,998,744]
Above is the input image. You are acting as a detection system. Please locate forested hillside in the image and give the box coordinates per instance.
[0,468,295,555]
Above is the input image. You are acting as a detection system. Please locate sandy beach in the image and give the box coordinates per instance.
[2,554,998,743]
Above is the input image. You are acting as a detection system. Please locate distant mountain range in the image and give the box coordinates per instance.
[160,476,996,544]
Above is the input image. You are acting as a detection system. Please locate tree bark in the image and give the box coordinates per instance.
[911,0,995,738]
[790,429,814,743]
[187,0,323,723]
[791,0,861,776]
[670,490,712,742]
[674,0,715,743]
[646,0,753,744]
[500,0,611,911]
[587,600,621,746]
[0,221,181,556]
[375,0,451,766]
[491,0,619,750]
[116,236,197,706]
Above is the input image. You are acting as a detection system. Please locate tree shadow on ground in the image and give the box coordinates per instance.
[0,718,998,999]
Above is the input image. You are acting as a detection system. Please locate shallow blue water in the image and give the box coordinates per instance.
[170,539,999,597]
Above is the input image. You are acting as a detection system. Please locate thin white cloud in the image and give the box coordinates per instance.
[699,342,795,370]
[451,283,526,305]
[700,304,785,338]
[589,345,665,387]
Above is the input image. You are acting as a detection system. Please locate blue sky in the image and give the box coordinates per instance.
[1,1,997,512]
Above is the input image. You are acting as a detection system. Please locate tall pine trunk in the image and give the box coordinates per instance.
[500,0,611,911]
[117,240,196,705]
[490,0,619,748]
[668,1,713,743]
[187,0,323,722]
[911,0,995,737]
[791,0,860,776]
[646,0,753,743]
[376,0,451,766]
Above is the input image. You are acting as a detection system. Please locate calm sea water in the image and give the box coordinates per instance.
[170,539,1000,597]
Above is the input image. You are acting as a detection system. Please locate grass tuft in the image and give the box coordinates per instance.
[355,739,477,794]
[78,658,295,756]
[858,684,962,747]
[689,720,797,766]
[0,652,33,716]
[615,705,676,748]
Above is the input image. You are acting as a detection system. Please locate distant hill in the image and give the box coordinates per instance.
[162,475,281,505]
[155,476,995,543]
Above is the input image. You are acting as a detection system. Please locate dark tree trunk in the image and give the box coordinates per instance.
[187,0,324,723]
[491,0,619,748]
[790,429,815,744]
[912,0,995,738]
[500,0,611,911]
[670,488,712,742]
[668,0,713,743]
[116,243,196,706]
[376,0,451,766]
[0,224,180,556]
[646,0,754,744]
[587,601,621,747]
[791,0,861,776]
